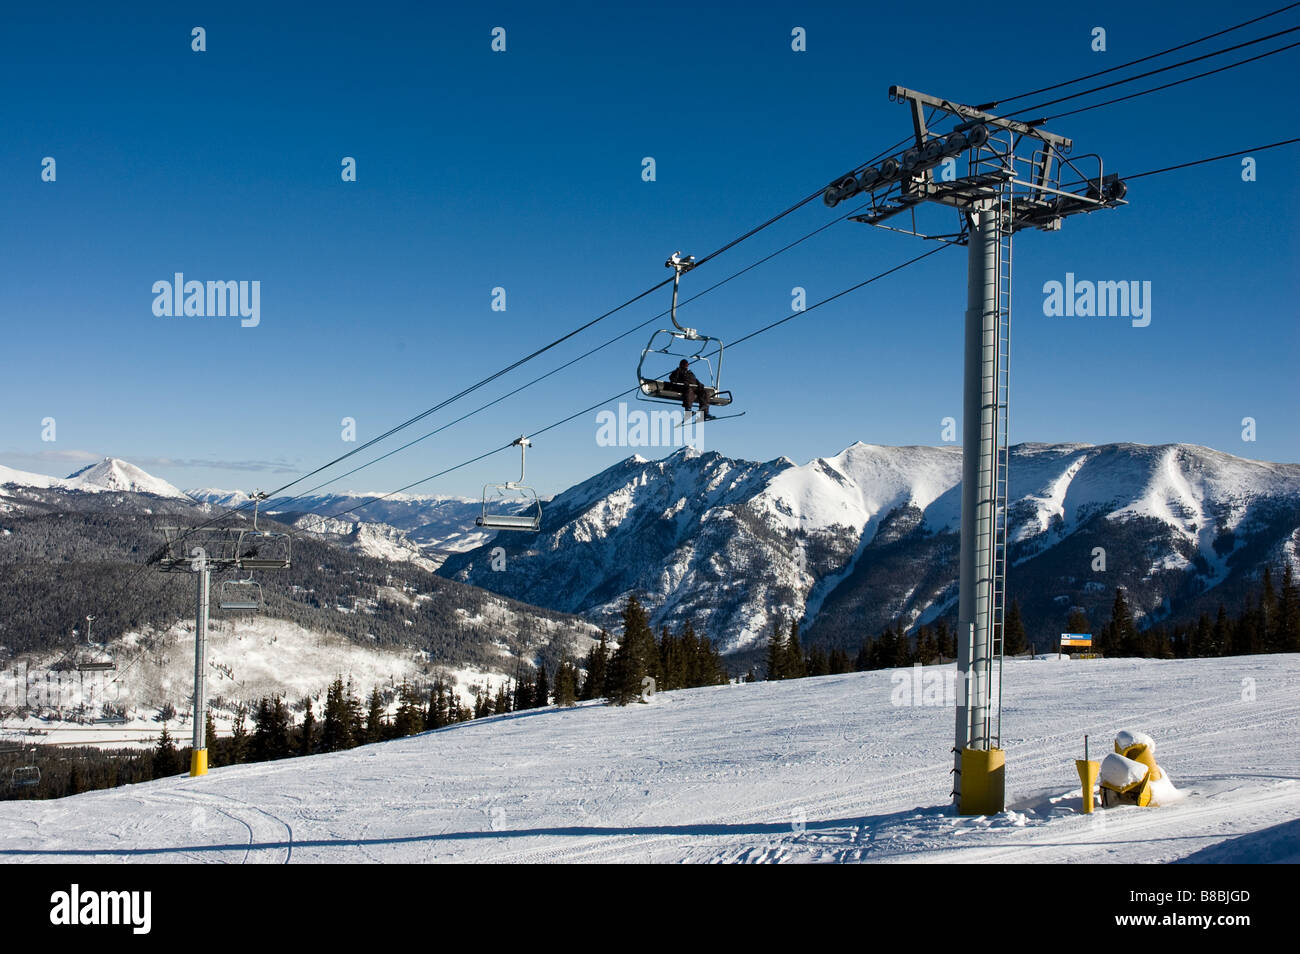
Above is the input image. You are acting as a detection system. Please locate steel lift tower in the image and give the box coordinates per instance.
[155,494,290,776]
[823,86,1126,813]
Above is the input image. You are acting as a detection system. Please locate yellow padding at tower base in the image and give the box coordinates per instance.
[959,747,1005,815]
[190,749,208,777]
[1076,759,1100,814]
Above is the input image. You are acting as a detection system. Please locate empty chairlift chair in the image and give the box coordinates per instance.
[476,436,543,532]
[219,578,262,611]
[229,491,292,571]
[74,614,115,672]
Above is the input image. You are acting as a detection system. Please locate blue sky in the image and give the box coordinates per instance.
[2,0,1297,499]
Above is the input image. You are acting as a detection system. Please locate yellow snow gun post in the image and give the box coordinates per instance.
[1075,734,1099,814]
[959,747,1005,815]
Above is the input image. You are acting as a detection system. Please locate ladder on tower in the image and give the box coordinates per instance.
[984,174,1013,750]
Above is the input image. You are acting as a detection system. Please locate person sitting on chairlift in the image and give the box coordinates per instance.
[669,359,715,420]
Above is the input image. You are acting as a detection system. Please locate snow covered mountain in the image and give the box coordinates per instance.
[440,442,1300,654]
[0,457,189,501]
[186,489,489,567]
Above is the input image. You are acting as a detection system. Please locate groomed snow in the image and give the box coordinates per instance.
[1,654,1296,864]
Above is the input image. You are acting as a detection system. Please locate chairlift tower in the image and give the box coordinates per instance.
[824,86,1126,813]
[155,491,290,776]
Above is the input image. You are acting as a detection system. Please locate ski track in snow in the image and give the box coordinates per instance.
[1,656,1297,864]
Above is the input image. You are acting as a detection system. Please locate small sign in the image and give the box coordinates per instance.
[1060,633,1093,647]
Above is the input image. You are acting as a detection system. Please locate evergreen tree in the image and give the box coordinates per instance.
[555,660,578,707]
[1190,613,1211,658]
[267,696,292,759]
[935,618,956,658]
[298,696,316,756]
[513,676,532,712]
[854,636,872,672]
[1209,604,1230,657]
[321,678,353,751]
[807,646,830,677]
[1003,599,1028,655]
[1260,567,1278,651]
[251,697,273,761]
[365,688,385,743]
[606,595,658,705]
[393,682,424,737]
[766,620,786,680]
[427,678,450,729]
[533,664,550,708]
[204,709,220,767]
[1278,563,1300,652]
[1065,607,1090,637]
[153,726,180,777]
[1101,588,1139,657]
[228,706,249,764]
[580,633,609,701]
[784,620,807,678]
[828,648,851,675]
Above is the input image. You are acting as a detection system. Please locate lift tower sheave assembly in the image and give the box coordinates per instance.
[827,86,1125,813]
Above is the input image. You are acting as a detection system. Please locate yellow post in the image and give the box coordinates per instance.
[190,748,208,777]
[959,747,1005,815]
[1075,759,1099,813]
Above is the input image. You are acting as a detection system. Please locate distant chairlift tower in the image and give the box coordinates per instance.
[155,491,290,777]
[823,86,1126,813]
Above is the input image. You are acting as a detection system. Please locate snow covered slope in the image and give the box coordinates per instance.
[1,654,1295,863]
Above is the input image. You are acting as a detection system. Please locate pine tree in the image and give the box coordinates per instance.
[935,618,956,658]
[1209,604,1229,656]
[228,706,249,764]
[298,696,316,756]
[606,595,658,705]
[268,697,292,759]
[854,636,872,671]
[513,676,532,712]
[204,709,220,767]
[533,665,550,708]
[580,632,609,701]
[1260,567,1278,651]
[784,620,807,678]
[321,678,353,752]
[555,660,578,707]
[1066,607,1089,632]
[365,688,385,743]
[1101,588,1139,657]
[1278,563,1300,652]
[251,697,273,762]
[393,682,424,737]
[153,726,179,777]
[1003,600,1029,655]
[766,620,786,680]
[427,678,450,729]
[1190,613,1211,657]
[345,678,365,743]
[828,647,851,675]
